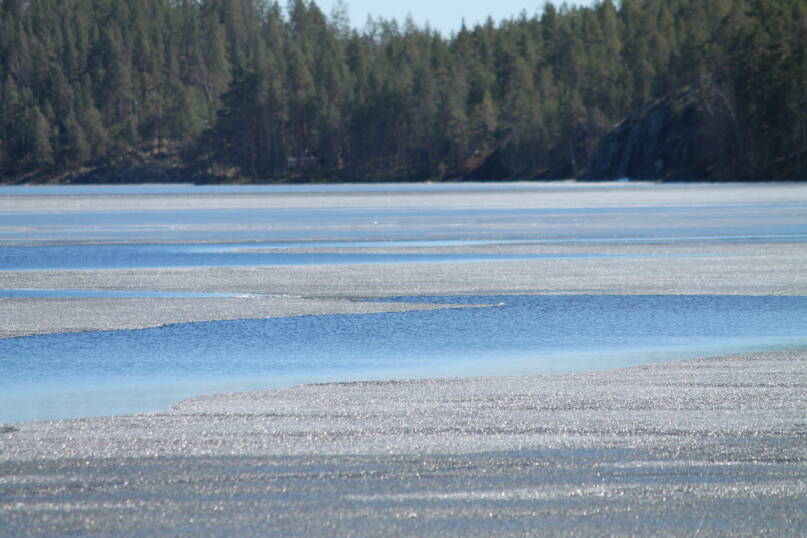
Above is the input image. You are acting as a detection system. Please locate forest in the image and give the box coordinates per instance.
[0,0,804,183]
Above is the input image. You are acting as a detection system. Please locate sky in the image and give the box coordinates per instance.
[313,1,591,36]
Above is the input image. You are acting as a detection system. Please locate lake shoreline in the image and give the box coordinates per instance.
[2,349,805,534]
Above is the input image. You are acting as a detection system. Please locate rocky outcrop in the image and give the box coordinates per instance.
[587,87,708,181]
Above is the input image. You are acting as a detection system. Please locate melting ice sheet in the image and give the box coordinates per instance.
[1,294,806,423]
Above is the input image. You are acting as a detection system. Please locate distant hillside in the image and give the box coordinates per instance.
[1,0,804,183]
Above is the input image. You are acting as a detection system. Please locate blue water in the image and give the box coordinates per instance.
[0,242,720,271]
[2,295,806,423]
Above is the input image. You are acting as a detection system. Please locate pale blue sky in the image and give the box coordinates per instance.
[314,1,592,36]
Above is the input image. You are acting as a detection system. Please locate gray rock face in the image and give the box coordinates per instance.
[588,88,705,181]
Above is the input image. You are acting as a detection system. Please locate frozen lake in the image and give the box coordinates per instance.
[1,182,806,423]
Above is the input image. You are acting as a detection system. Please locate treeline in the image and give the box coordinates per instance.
[0,0,804,182]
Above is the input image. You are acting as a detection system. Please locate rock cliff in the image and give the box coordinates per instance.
[587,87,708,181]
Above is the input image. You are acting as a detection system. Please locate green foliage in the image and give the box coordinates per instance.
[0,0,803,181]
[62,113,91,166]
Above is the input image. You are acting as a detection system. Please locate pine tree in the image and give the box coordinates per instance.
[62,113,91,166]
[81,103,111,158]
[28,105,54,167]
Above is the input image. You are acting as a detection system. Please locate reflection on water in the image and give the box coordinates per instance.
[2,295,806,423]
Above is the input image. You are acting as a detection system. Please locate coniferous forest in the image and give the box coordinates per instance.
[0,0,804,183]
